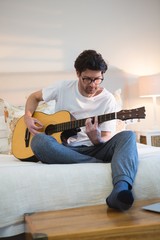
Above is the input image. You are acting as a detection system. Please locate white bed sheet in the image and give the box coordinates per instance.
[0,143,160,237]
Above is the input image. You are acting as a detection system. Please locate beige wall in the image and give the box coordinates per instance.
[0,0,160,130]
[0,0,160,75]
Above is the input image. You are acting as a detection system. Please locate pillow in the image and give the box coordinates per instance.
[0,99,9,153]
[0,115,9,154]
[113,89,126,133]
[0,98,55,154]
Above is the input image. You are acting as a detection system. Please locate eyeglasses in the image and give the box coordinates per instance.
[82,77,104,85]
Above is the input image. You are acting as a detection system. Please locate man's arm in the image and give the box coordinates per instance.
[24,90,44,135]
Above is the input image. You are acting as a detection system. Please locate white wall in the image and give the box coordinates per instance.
[0,0,160,130]
[0,0,160,75]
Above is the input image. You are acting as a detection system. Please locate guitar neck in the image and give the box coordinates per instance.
[75,112,116,128]
[45,106,146,135]
[45,112,116,135]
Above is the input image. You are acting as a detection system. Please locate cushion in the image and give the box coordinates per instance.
[114,89,125,133]
[0,99,55,154]
[0,116,8,154]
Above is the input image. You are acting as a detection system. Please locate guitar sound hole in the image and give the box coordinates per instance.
[45,124,56,135]
[61,128,81,143]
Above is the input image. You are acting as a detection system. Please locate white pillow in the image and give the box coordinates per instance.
[0,116,9,154]
[0,98,55,154]
[113,89,126,133]
[0,115,7,130]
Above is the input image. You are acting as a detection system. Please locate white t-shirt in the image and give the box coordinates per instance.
[42,80,117,146]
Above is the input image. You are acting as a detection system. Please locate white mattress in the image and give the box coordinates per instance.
[0,143,160,237]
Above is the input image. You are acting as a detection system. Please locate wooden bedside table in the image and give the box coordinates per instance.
[25,198,160,240]
[136,130,160,147]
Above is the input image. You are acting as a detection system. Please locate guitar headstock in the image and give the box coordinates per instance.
[117,107,146,121]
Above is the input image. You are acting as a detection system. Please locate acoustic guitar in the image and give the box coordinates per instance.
[12,106,146,161]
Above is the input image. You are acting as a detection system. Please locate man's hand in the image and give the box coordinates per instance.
[24,115,43,136]
[85,116,104,145]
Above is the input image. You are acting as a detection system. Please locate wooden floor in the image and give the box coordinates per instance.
[25,198,160,240]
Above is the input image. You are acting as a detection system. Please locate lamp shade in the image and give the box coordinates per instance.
[138,74,160,97]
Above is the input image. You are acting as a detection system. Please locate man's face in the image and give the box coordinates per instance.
[77,69,103,97]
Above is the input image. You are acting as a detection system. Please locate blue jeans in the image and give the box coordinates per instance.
[31,131,138,187]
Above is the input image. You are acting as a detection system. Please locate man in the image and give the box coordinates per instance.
[24,49,138,211]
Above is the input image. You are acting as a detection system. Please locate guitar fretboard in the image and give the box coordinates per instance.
[45,112,116,135]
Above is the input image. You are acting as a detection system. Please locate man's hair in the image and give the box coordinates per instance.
[74,50,108,74]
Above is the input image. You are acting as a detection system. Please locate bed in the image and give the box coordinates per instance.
[0,143,160,238]
[0,69,160,238]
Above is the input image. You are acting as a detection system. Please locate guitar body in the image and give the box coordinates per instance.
[12,111,71,160]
